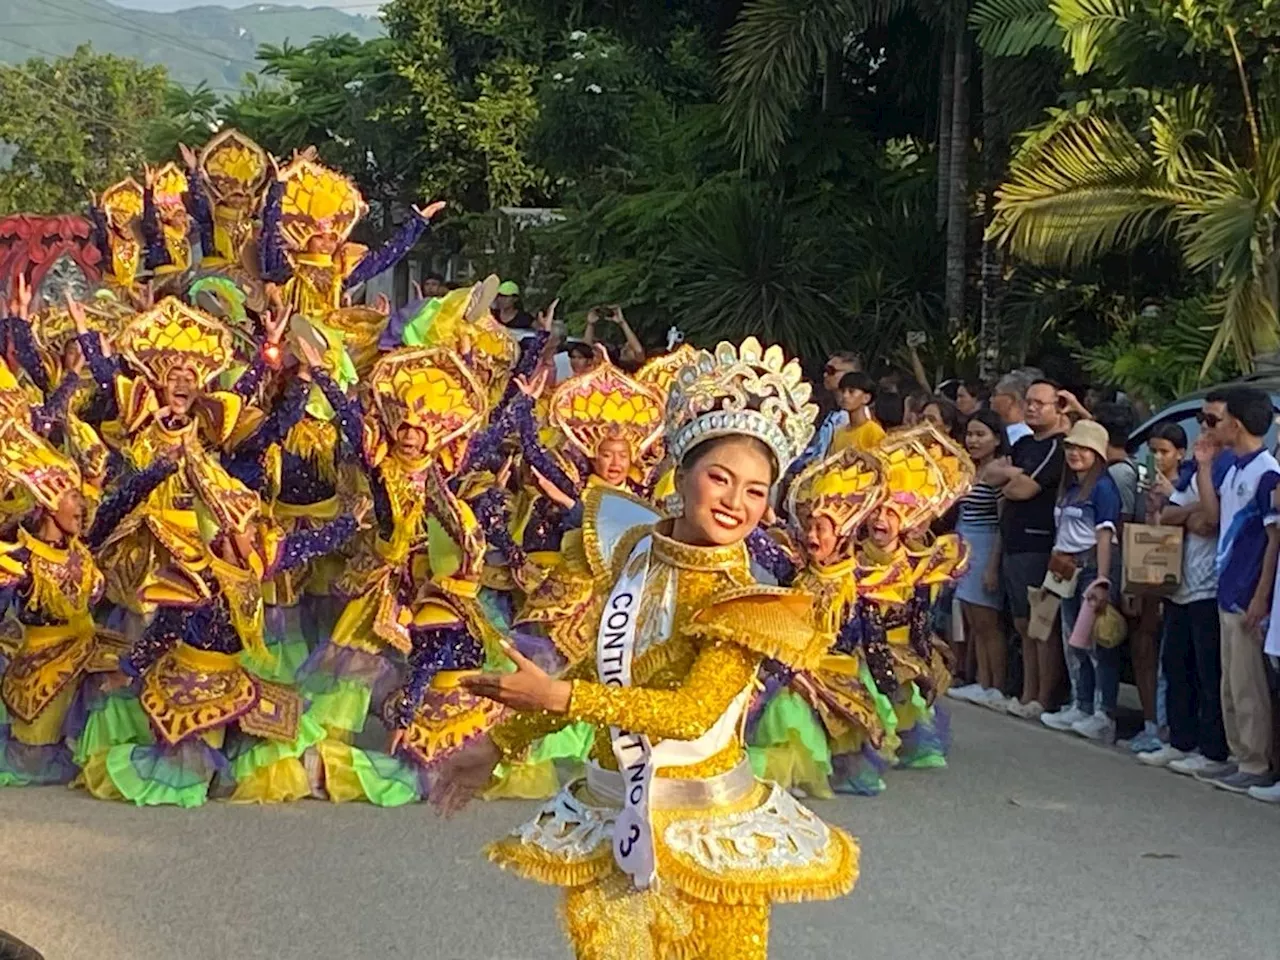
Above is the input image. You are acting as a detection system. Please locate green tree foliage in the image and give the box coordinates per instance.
[978,0,1280,371]
[0,45,171,213]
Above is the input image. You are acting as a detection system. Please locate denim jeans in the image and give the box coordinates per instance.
[1060,566,1121,714]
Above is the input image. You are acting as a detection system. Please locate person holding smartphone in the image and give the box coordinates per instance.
[583,304,645,370]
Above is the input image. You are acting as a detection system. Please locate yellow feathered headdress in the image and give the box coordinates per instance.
[368,347,488,460]
[636,343,698,404]
[875,424,974,533]
[275,151,366,252]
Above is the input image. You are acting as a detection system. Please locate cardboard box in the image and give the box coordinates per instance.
[1122,523,1184,595]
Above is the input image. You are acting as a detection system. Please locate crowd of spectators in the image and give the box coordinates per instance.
[797,348,1280,804]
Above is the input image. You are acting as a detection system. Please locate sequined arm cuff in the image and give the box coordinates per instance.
[141,187,172,273]
[259,179,290,283]
[185,176,215,259]
[567,641,760,740]
[273,516,358,575]
[9,318,50,396]
[86,458,178,551]
[746,527,795,584]
[490,708,573,760]
[77,332,117,394]
[313,369,365,455]
[345,215,429,290]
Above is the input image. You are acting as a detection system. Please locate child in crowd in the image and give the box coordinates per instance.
[1041,420,1124,743]
[830,372,886,453]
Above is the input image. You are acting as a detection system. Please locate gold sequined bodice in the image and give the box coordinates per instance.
[630,528,753,663]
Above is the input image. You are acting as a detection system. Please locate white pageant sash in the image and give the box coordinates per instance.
[596,535,657,889]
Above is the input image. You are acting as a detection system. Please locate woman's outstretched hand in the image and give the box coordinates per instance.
[461,642,571,714]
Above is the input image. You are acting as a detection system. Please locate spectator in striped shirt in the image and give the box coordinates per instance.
[947,410,1011,710]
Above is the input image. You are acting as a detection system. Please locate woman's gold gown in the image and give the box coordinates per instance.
[486,488,858,959]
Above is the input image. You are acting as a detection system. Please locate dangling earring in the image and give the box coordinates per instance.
[663,491,685,516]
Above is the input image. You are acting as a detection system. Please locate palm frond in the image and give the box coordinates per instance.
[1150,86,1217,185]
[1206,275,1279,374]
[1049,0,1139,75]
[990,114,1191,264]
[970,0,1061,57]
[720,0,901,168]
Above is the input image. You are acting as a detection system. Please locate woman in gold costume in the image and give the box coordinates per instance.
[434,337,859,960]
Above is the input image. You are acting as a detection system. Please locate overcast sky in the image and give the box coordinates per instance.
[116,1,381,12]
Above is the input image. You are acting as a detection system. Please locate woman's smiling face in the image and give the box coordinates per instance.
[673,437,774,547]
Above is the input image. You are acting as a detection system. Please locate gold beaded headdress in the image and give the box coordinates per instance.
[276,151,366,252]
[34,294,132,359]
[787,447,886,542]
[369,348,488,456]
[199,129,269,204]
[665,336,817,476]
[636,343,698,403]
[118,296,234,386]
[0,418,82,512]
[99,178,144,230]
[549,351,665,461]
[875,423,973,532]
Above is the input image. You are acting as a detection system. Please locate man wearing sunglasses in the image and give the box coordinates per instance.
[786,350,863,478]
[1195,387,1280,797]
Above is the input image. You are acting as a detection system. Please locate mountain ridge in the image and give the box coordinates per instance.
[0,0,384,91]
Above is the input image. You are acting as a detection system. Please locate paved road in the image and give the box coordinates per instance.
[3,704,1277,960]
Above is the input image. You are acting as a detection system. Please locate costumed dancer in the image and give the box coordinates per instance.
[72,296,280,642]
[87,178,148,300]
[180,130,272,283]
[748,447,902,797]
[259,149,444,319]
[858,424,973,769]
[296,346,495,806]
[0,418,174,786]
[226,319,362,684]
[435,337,858,960]
[84,483,364,807]
[141,162,195,284]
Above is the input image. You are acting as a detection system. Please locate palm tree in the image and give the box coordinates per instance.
[721,0,1001,364]
[976,0,1280,372]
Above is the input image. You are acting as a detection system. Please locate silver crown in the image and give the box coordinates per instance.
[665,337,818,475]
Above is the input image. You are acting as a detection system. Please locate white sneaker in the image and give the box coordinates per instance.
[946,684,984,702]
[1247,782,1280,804]
[1007,699,1045,720]
[1137,745,1188,768]
[969,688,1009,711]
[1169,754,1228,778]
[1041,706,1088,731]
[1071,712,1117,744]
